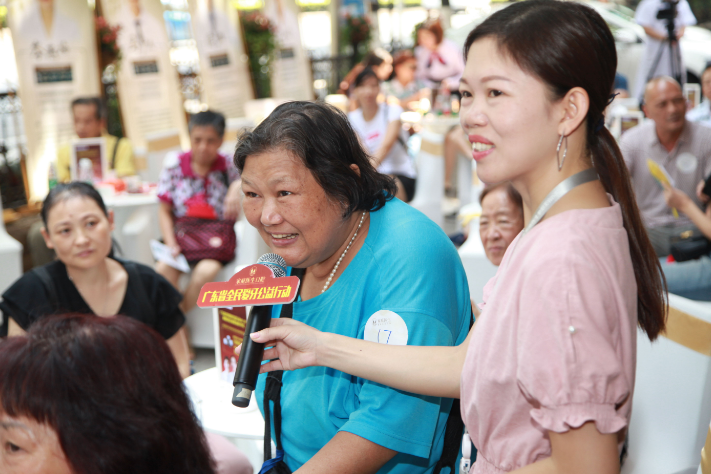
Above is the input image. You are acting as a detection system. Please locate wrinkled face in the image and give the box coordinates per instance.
[643,80,686,136]
[42,196,114,271]
[479,187,524,266]
[72,104,102,139]
[353,76,380,107]
[394,59,417,85]
[0,413,73,474]
[241,149,353,268]
[701,69,711,102]
[189,125,223,168]
[417,29,438,51]
[459,38,560,185]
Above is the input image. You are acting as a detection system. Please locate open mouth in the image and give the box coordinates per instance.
[472,142,494,152]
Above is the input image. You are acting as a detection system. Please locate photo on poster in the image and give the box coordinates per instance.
[69,137,107,181]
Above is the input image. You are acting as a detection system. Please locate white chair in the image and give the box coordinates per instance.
[0,201,23,331]
[120,204,161,267]
[139,129,183,183]
[410,130,445,229]
[623,294,711,474]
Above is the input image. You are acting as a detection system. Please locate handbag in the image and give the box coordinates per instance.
[174,171,236,264]
[670,229,711,262]
[174,217,236,264]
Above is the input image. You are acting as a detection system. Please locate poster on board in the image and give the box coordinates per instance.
[189,0,253,118]
[8,0,100,200]
[264,0,313,101]
[102,0,187,149]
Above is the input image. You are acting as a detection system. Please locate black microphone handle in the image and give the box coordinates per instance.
[232,305,272,407]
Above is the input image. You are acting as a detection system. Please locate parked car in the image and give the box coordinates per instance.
[447,0,711,94]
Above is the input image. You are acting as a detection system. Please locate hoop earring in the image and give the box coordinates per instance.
[556,134,568,171]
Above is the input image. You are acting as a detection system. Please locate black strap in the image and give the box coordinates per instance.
[32,266,59,310]
[263,267,305,462]
[110,137,121,170]
[432,307,475,474]
[121,260,155,322]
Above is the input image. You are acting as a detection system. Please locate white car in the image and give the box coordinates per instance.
[447,0,711,94]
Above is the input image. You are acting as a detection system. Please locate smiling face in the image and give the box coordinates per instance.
[41,196,114,271]
[0,414,73,474]
[458,37,561,186]
[479,187,524,266]
[241,149,355,268]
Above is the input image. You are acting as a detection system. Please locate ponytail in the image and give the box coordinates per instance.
[588,125,667,340]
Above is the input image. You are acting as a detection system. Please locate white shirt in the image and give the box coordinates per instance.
[633,0,696,100]
[687,100,711,128]
[348,104,416,179]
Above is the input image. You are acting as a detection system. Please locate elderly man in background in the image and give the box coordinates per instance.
[620,76,711,257]
[56,97,135,181]
[28,97,136,268]
[687,64,711,127]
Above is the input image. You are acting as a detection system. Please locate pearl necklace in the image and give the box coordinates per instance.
[322,211,366,294]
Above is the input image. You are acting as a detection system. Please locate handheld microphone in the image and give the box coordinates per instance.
[232,253,287,408]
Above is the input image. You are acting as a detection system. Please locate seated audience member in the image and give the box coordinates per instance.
[382,50,428,109]
[614,72,630,98]
[57,96,135,182]
[349,68,417,202]
[659,182,711,300]
[479,183,525,266]
[620,76,711,256]
[0,314,229,474]
[415,19,464,92]
[29,96,136,268]
[1,182,191,375]
[687,64,711,127]
[0,184,252,474]
[156,111,241,314]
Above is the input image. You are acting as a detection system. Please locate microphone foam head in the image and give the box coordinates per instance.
[257,253,287,278]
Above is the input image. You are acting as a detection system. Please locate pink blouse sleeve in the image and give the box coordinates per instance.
[515,253,632,435]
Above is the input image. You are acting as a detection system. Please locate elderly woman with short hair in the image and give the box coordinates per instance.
[234,101,471,474]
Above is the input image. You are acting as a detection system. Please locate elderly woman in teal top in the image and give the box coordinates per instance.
[234,101,471,474]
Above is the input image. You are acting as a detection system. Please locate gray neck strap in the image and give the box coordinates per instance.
[522,168,599,236]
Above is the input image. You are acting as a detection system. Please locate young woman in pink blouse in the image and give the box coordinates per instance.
[243,1,667,472]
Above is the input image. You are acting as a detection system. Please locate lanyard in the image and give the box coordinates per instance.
[522,167,599,237]
[484,168,600,305]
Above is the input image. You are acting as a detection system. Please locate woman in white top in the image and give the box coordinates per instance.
[348,68,417,202]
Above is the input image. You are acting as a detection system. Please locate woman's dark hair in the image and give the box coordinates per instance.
[234,101,396,218]
[479,182,523,218]
[464,0,666,339]
[354,67,380,88]
[362,52,386,69]
[189,110,226,138]
[419,19,444,45]
[0,314,215,474]
[41,182,109,228]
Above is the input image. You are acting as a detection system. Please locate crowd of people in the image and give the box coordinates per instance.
[2,0,711,473]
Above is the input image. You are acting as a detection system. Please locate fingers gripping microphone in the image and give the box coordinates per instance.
[232,253,287,408]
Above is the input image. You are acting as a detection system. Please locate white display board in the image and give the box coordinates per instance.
[264,0,312,101]
[102,0,188,149]
[8,0,100,200]
[189,0,253,118]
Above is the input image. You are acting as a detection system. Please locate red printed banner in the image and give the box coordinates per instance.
[218,306,246,382]
[197,264,300,308]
